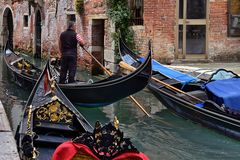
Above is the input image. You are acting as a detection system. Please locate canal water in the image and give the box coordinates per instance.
[0,51,240,160]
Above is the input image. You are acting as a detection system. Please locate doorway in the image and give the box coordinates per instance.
[2,7,13,49]
[35,10,42,58]
[177,0,208,59]
[91,19,105,75]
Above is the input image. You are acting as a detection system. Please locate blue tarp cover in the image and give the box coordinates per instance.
[122,54,136,65]
[138,57,198,83]
[205,78,240,112]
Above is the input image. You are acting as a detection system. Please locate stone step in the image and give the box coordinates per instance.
[0,102,11,132]
[0,101,20,160]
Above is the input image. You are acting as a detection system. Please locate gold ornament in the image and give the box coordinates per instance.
[114,116,119,130]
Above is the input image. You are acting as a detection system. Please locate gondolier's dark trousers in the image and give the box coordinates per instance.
[59,55,77,83]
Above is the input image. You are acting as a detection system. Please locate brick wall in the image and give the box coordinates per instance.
[133,0,176,64]
[2,0,240,63]
[77,0,110,71]
[209,0,240,61]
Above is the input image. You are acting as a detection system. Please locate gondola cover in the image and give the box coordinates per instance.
[205,69,240,113]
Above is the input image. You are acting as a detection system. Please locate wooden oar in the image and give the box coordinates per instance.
[82,47,112,76]
[119,61,204,103]
[81,47,151,117]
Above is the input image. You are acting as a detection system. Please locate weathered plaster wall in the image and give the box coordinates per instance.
[0,0,114,71]
[2,0,240,64]
[0,1,14,50]
[13,1,32,51]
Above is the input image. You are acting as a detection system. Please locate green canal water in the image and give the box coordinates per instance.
[0,52,240,160]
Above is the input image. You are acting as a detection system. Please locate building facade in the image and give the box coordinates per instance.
[0,0,114,72]
[0,0,240,71]
[132,0,240,63]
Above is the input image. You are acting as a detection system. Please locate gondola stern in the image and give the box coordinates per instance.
[52,117,149,160]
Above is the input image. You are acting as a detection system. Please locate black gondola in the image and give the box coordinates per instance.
[119,37,240,140]
[15,61,93,159]
[4,42,152,107]
[3,42,42,88]
[15,62,149,159]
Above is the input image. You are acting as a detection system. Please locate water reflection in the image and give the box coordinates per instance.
[1,51,240,160]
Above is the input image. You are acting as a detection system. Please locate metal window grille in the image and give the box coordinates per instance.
[228,0,240,37]
[129,0,144,25]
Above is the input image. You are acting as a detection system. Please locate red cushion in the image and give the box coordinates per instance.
[52,141,149,160]
[51,141,99,160]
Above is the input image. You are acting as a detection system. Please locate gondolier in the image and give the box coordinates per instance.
[58,21,85,83]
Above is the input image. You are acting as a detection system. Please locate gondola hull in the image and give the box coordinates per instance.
[58,65,151,107]
[15,61,93,160]
[5,66,37,88]
[3,46,41,89]
[4,42,152,107]
[119,37,240,140]
[149,82,240,140]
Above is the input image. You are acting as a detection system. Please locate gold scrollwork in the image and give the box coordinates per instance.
[36,107,48,120]
[35,100,73,124]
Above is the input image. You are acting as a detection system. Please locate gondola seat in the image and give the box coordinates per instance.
[150,78,181,89]
[10,57,23,65]
[177,90,208,104]
[35,134,71,145]
[203,100,226,113]
[21,69,37,77]
[34,121,78,132]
